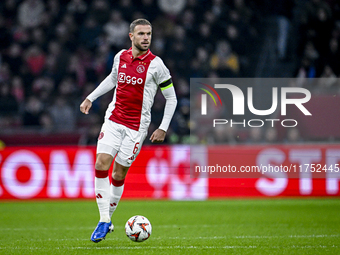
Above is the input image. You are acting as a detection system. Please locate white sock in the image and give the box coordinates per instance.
[109,179,125,219]
[95,175,110,223]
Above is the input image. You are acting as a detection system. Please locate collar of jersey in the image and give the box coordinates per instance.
[127,48,151,61]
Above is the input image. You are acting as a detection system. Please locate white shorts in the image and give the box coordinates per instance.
[97,120,147,167]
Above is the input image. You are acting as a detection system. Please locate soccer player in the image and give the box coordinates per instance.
[80,18,177,243]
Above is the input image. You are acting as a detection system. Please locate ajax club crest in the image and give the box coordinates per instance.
[136,65,145,73]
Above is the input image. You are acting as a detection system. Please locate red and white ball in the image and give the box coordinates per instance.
[125,215,152,242]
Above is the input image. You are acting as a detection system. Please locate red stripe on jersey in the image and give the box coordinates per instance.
[109,49,156,131]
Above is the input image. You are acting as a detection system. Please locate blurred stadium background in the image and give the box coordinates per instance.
[0,1,339,200]
[0,0,339,146]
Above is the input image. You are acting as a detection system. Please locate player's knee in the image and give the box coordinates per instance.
[95,154,113,170]
[95,161,107,170]
[112,163,129,180]
[112,171,125,181]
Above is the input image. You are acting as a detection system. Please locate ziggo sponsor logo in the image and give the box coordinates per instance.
[118,72,143,85]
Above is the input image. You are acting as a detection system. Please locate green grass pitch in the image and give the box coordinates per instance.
[0,199,339,254]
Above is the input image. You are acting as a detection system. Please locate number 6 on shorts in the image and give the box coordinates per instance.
[133,142,140,154]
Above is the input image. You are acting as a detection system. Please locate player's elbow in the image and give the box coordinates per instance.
[168,97,177,108]
[171,97,177,105]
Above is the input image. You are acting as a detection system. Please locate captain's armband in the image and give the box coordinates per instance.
[159,78,173,91]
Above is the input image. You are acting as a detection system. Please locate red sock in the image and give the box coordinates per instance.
[95,169,109,178]
[111,177,125,187]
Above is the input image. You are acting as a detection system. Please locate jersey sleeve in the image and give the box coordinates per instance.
[86,50,124,102]
[150,57,177,131]
[158,85,177,132]
[153,56,171,86]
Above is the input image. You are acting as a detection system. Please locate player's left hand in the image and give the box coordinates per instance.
[150,129,166,143]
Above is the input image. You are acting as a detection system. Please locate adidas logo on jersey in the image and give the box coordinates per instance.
[121,64,127,68]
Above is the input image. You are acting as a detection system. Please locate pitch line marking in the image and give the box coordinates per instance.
[0,223,330,231]
[0,234,338,243]
[1,245,338,250]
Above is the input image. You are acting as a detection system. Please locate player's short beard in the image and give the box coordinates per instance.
[134,42,149,52]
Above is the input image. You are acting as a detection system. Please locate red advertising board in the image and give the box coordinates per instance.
[0,145,339,200]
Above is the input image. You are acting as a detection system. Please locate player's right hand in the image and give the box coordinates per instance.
[80,98,92,114]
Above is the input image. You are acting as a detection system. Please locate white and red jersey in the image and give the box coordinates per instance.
[87,48,174,132]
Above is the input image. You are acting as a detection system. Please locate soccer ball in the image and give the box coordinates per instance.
[125,215,152,242]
